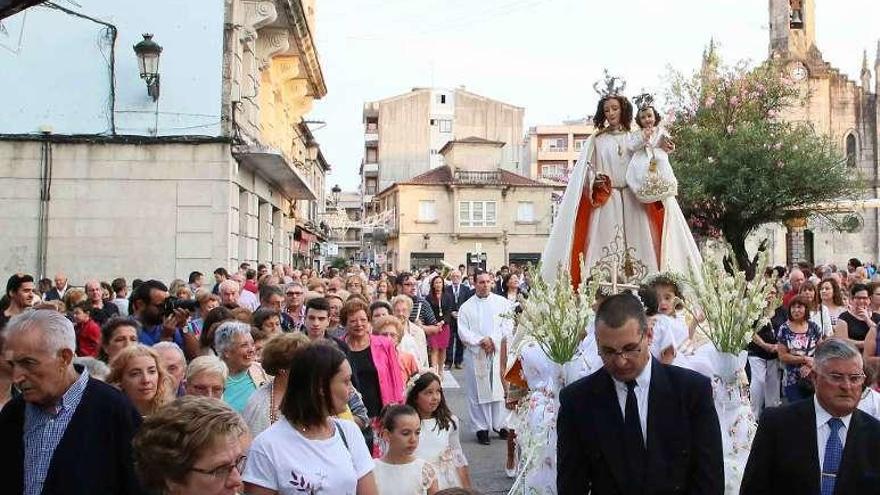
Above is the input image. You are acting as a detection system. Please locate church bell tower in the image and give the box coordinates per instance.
[769,0,818,61]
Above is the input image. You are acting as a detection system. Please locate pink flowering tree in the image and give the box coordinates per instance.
[666,57,862,273]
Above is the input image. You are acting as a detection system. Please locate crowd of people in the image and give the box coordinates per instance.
[0,261,532,495]
[5,255,880,494]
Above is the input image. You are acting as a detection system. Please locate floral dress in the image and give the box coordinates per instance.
[413,417,468,489]
[777,320,823,387]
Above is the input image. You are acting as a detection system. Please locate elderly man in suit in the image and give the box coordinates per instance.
[444,269,473,369]
[557,293,724,495]
[741,338,880,495]
[0,309,143,495]
[44,272,69,302]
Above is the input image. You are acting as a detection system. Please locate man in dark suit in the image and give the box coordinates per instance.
[444,269,473,369]
[0,309,143,495]
[43,272,69,302]
[741,338,880,495]
[557,293,724,495]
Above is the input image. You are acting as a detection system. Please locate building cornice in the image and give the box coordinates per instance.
[281,0,327,98]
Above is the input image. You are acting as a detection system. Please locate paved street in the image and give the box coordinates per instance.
[442,368,514,495]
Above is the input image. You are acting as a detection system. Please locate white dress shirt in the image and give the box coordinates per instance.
[612,361,652,443]
[814,396,851,473]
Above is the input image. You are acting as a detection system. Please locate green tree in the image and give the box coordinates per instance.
[666,56,864,272]
[329,256,349,270]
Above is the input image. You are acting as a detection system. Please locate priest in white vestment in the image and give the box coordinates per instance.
[458,271,514,445]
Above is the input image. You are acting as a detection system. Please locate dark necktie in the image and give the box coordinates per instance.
[454,285,459,302]
[625,380,647,491]
[821,418,844,495]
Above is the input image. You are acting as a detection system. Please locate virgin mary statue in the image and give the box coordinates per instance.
[542,74,701,285]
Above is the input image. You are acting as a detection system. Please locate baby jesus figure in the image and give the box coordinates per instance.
[625,102,678,203]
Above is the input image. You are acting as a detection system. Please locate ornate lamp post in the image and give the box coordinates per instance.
[133,34,162,100]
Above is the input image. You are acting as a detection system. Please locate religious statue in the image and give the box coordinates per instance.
[541,72,702,288]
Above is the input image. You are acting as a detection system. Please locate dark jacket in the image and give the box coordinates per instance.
[444,284,473,332]
[740,399,880,495]
[557,360,724,495]
[426,291,455,326]
[0,375,143,495]
[44,287,65,302]
[444,284,474,311]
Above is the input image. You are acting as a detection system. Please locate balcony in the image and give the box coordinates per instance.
[363,162,379,176]
[540,170,569,184]
[454,170,502,184]
[537,148,573,161]
[231,144,317,200]
[365,132,378,146]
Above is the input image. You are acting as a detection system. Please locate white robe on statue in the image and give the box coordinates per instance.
[542,131,658,283]
[458,293,513,432]
[541,128,702,284]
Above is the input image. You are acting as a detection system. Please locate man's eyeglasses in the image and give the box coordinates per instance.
[191,455,247,481]
[286,291,303,296]
[598,335,646,361]
[820,372,866,386]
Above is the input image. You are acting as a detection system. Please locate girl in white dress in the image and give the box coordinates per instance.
[406,372,472,489]
[374,405,438,495]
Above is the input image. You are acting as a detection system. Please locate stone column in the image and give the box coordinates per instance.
[239,190,259,263]
[784,217,808,266]
[258,201,274,263]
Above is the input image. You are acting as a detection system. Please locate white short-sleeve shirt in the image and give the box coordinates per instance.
[243,418,373,494]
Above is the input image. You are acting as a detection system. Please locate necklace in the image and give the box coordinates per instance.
[268,381,278,425]
[605,126,626,156]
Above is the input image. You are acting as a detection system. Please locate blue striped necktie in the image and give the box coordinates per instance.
[821,418,844,495]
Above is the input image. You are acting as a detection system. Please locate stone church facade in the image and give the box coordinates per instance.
[754,0,880,266]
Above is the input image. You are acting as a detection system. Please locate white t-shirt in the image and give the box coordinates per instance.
[243,418,373,494]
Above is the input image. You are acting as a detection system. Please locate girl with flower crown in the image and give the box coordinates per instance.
[406,372,471,489]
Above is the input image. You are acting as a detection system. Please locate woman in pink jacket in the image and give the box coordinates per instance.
[342,299,405,421]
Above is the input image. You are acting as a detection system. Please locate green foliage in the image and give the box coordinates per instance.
[329,257,349,270]
[666,57,864,265]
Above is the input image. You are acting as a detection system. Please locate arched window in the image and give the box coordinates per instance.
[846,133,857,167]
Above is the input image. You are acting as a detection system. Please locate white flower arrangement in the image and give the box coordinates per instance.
[511,259,598,365]
[683,246,772,354]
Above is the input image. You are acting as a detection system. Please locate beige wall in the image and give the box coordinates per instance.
[0,140,301,283]
[454,91,523,170]
[376,91,433,189]
[443,143,504,173]
[367,88,524,191]
[380,184,552,271]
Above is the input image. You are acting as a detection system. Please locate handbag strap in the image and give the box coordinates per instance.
[333,419,350,452]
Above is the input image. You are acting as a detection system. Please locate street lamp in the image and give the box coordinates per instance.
[331,184,341,208]
[133,33,162,101]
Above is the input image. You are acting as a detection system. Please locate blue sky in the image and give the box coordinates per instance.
[311,0,880,190]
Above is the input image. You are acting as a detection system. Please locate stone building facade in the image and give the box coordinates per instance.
[0,0,329,282]
[754,0,880,265]
[372,137,555,272]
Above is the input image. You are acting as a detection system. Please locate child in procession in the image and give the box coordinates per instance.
[406,372,472,490]
[374,405,439,495]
